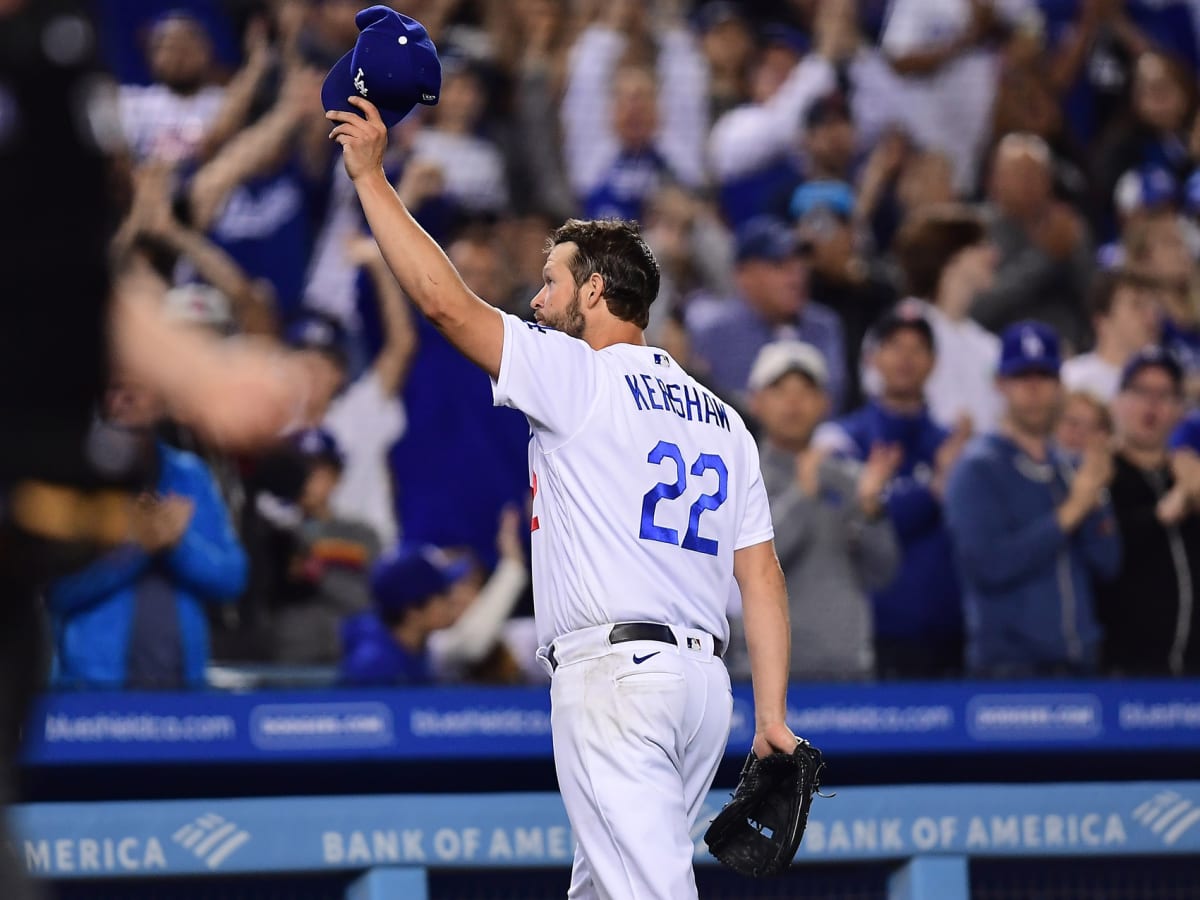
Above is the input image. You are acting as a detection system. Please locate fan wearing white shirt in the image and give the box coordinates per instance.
[322,237,416,550]
[562,0,708,200]
[1062,269,1163,403]
[118,13,225,165]
[887,204,1004,432]
[880,0,1035,192]
[410,59,510,214]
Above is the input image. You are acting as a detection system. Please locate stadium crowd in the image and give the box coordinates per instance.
[51,0,1200,691]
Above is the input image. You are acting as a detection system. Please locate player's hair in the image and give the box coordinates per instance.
[892,204,987,300]
[548,219,661,329]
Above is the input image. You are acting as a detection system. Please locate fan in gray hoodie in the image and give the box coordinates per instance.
[727,341,900,681]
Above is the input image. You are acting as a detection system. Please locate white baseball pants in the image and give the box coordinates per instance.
[541,623,733,900]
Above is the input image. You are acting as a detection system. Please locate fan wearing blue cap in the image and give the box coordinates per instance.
[291,427,345,513]
[272,427,388,664]
[791,179,896,407]
[282,312,350,422]
[802,94,856,184]
[686,215,848,410]
[340,545,471,685]
[321,5,441,128]
[944,321,1121,678]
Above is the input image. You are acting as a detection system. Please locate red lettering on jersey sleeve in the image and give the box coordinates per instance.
[530,471,540,533]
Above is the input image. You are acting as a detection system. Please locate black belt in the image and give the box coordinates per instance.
[547,622,725,672]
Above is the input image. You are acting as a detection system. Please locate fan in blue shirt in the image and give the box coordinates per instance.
[814,304,967,678]
[945,322,1121,678]
[340,545,471,686]
[687,217,847,411]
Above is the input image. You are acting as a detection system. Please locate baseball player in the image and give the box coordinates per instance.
[327,55,796,900]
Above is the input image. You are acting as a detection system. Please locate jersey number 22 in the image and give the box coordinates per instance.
[639,440,728,556]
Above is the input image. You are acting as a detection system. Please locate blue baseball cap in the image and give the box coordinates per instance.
[790,180,855,222]
[760,22,810,57]
[998,321,1062,378]
[292,427,344,470]
[321,6,442,129]
[735,216,802,263]
[870,300,936,351]
[370,545,471,615]
[694,1,743,31]
[284,312,349,368]
[1114,165,1178,216]
[1119,345,1184,392]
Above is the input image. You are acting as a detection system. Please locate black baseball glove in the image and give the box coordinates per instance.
[703,738,826,878]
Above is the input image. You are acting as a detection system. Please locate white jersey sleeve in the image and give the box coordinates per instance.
[736,430,774,550]
[491,313,601,446]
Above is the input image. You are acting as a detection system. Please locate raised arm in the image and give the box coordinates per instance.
[189,66,322,230]
[561,21,625,195]
[132,163,277,335]
[197,20,275,161]
[655,21,708,188]
[344,234,417,394]
[327,97,503,379]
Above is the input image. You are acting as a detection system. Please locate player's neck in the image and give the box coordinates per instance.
[583,319,647,351]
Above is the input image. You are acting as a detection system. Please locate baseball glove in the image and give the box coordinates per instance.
[703,738,826,878]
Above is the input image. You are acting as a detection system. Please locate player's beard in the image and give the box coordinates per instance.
[563,288,586,338]
[543,286,586,338]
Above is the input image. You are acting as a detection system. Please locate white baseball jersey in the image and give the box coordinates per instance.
[491,313,774,649]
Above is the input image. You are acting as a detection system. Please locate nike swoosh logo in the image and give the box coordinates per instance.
[632,651,661,665]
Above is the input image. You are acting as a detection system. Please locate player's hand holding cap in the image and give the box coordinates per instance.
[320,5,441,128]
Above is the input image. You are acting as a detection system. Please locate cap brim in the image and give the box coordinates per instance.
[322,49,409,129]
[774,363,825,389]
[999,361,1060,378]
[1120,359,1183,392]
[874,321,935,349]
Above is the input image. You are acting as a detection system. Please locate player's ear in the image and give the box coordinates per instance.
[585,273,605,309]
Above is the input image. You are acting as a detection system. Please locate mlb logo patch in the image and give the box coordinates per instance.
[654,353,670,367]
[687,636,701,651]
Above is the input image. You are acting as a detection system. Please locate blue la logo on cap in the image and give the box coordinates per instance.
[322,5,442,128]
[1021,328,1044,359]
[998,320,1062,377]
